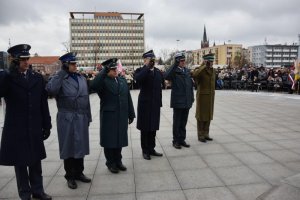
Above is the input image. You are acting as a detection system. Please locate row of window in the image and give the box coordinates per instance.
[76,54,142,61]
[70,22,143,27]
[265,55,297,58]
[273,48,298,50]
[71,35,143,39]
[71,43,144,48]
[264,62,294,65]
[75,50,143,55]
[71,36,144,40]
[253,53,297,57]
[76,59,143,64]
[71,18,144,22]
[71,29,144,34]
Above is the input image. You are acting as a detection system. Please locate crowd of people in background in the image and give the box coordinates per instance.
[214,65,299,94]
[73,64,300,95]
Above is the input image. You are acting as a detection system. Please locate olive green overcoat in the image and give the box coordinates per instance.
[192,65,216,121]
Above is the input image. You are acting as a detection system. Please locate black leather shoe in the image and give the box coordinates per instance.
[173,143,181,149]
[75,174,91,183]
[117,163,127,171]
[198,138,207,143]
[108,166,119,173]
[150,150,163,156]
[180,141,190,148]
[67,179,77,189]
[205,137,213,141]
[143,153,151,160]
[32,192,52,200]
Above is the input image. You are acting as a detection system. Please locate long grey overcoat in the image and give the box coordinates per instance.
[46,70,91,159]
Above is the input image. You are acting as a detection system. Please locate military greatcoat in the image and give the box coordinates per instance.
[192,65,216,121]
[91,70,135,148]
[46,70,91,159]
[134,66,164,132]
[0,69,51,166]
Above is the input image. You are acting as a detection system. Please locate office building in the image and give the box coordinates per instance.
[69,12,145,70]
[250,44,299,67]
[0,52,9,69]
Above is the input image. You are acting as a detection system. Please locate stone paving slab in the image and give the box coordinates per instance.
[1,90,300,200]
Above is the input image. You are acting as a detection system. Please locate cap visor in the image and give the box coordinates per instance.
[19,55,31,58]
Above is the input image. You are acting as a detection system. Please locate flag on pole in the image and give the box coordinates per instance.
[288,73,295,90]
[117,59,125,76]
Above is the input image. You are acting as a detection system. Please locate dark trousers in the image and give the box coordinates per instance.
[173,108,190,144]
[104,148,122,167]
[197,120,211,139]
[141,131,156,154]
[64,157,84,180]
[14,160,44,200]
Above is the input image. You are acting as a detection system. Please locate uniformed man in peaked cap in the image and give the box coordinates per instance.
[0,44,52,200]
[46,52,92,189]
[91,58,135,173]
[164,51,194,149]
[134,50,164,160]
[192,53,216,143]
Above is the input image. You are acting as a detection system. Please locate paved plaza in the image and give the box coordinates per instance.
[1,90,300,200]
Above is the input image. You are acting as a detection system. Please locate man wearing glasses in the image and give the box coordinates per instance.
[164,51,194,149]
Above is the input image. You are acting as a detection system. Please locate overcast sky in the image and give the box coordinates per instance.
[0,0,299,57]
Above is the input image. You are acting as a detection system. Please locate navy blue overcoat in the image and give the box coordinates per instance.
[164,64,194,109]
[0,69,51,166]
[134,66,164,131]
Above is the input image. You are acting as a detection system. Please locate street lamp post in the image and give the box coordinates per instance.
[176,39,180,50]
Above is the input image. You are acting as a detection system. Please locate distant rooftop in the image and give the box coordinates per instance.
[29,56,59,65]
[69,12,144,20]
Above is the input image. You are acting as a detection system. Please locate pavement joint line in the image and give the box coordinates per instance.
[129,126,138,200]
[156,111,189,200]
[86,148,102,200]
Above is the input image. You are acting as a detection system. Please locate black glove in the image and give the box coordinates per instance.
[148,59,155,69]
[128,118,134,124]
[61,63,69,72]
[104,66,110,73]
[42,129,51,140]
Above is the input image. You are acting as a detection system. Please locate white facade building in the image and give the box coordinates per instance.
[250,44,298,67]
[69,12,145,70]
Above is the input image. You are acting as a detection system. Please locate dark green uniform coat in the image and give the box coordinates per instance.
[91,70,135,148]
[192,65,216,121]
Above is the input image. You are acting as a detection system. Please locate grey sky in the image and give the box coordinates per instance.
[0,0,299,57]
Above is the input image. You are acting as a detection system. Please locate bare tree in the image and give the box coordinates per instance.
[159,49,172,63]
[62,41,70,53]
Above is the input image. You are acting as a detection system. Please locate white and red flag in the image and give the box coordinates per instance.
[117,59,125,76]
